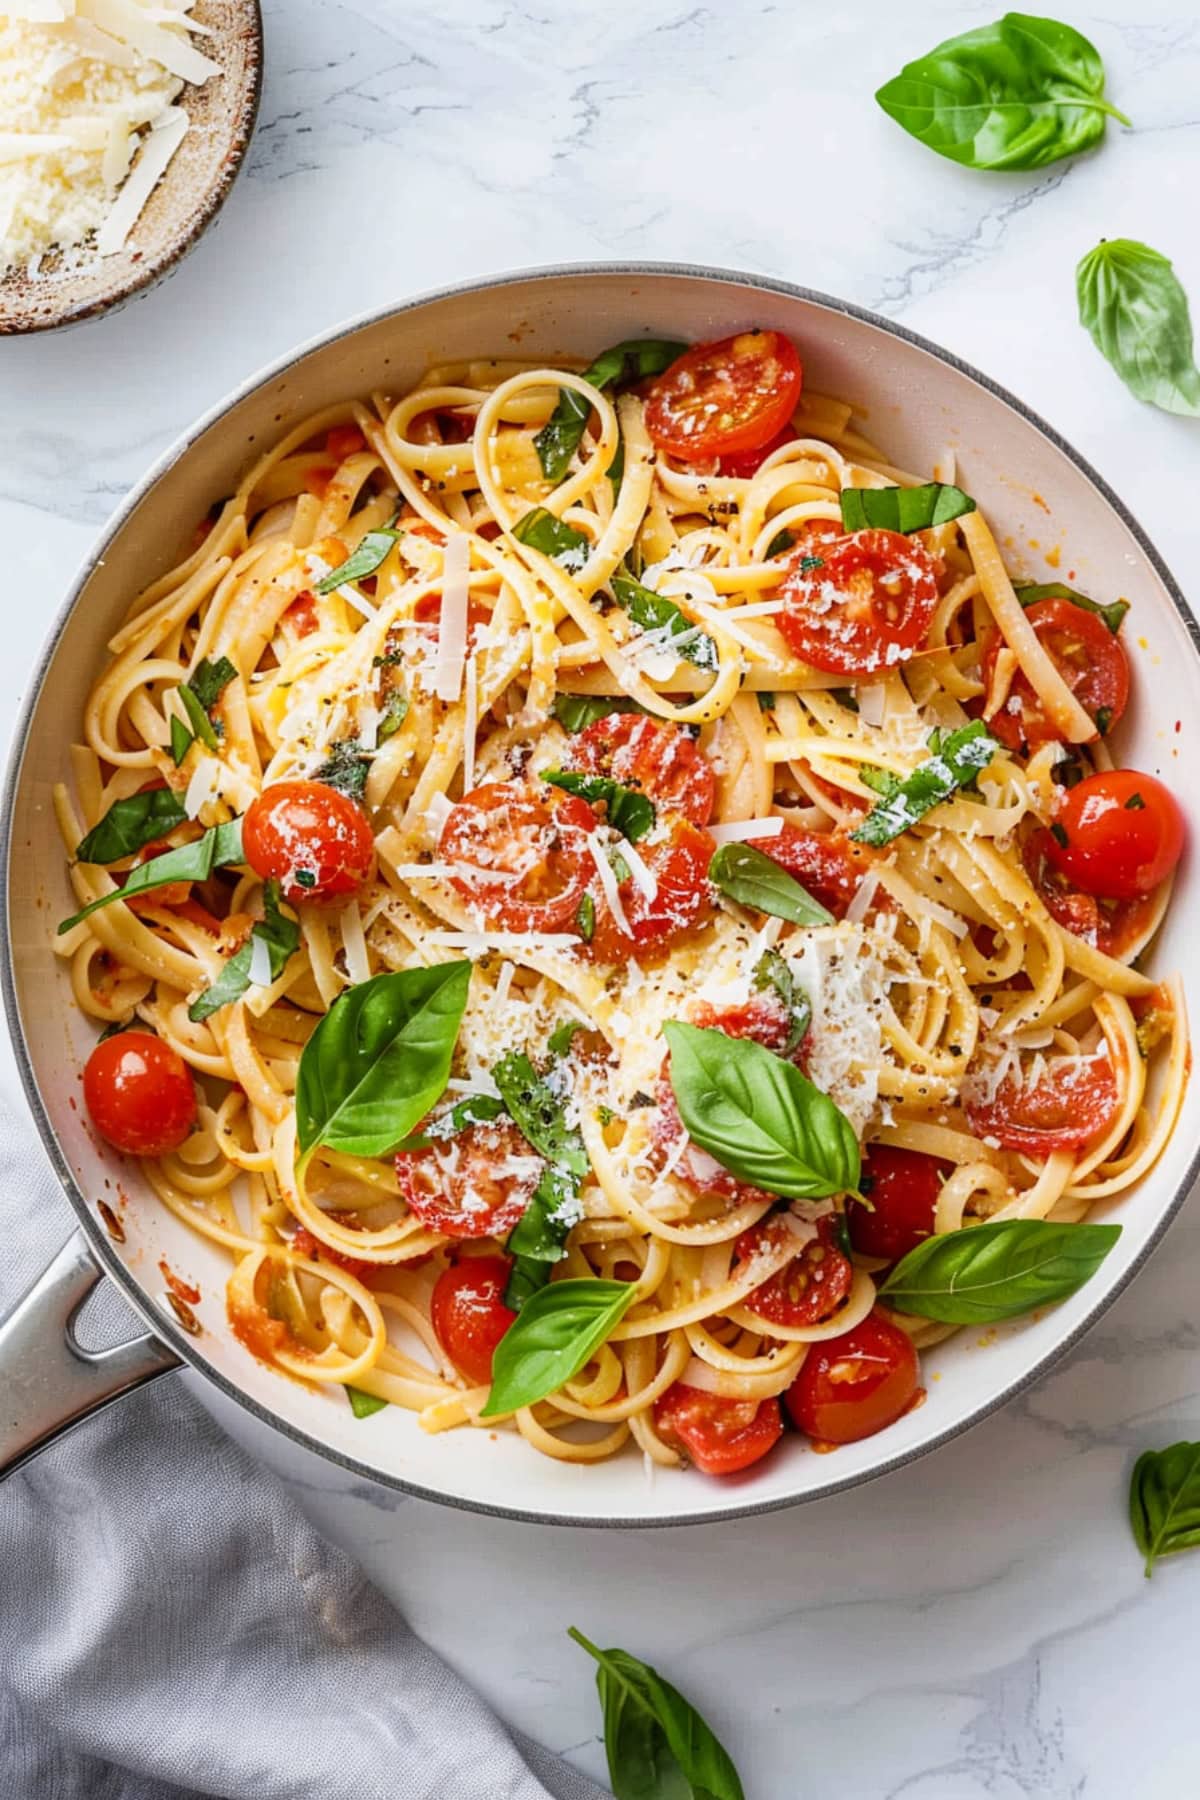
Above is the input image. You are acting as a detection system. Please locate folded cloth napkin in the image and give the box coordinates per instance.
[0,1099,608,1800]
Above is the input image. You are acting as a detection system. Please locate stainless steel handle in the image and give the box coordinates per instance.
[0,1228,180,1480]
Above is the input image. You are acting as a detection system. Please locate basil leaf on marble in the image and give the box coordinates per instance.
[75,786,188,865]
[481,1279,636,1416]
[708,841,834,927]
[840,482,976,534]
[1076,239,1200,415]
[1130,1442,1200,1576]
[879,1218,1121,1322]
[535,339,685,482]
[58,817,244,935]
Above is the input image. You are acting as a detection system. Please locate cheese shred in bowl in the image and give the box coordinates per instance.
[54,328,1189,1481]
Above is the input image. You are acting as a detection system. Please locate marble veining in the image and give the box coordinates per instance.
[4,3,1200,1794]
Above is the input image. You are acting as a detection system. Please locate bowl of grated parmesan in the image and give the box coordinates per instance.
[0,0,261,333]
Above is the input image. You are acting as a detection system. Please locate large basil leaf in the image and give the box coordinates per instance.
[879,1217,1121,1322]
[188,881,300,1023]
[1076,239,1200,416]
[839,482,975,534]
[295,962,471,1161]
[611,571,718,674]
[708,841,834,927]
[875,14,1130,172]
[535,339,685,482]
[75,786,188,864]
[1014,581,1128,635]
[58,817,244,935]
[1130,1442,1200,1576]
[569,1630,745,1800]
[663,1022,859,1201]
[316,530,399,593]
[852,721,997,847]
[513,508,591,570]
[543,769,655,843]
[480,1279,636,1417]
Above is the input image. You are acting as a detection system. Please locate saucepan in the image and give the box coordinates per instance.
[3,264,1198,1526]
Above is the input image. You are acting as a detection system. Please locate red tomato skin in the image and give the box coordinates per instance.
[778,528,939,675]
[982,599,1129,751]
[567,715,715,827]
[733,1215,853,1327]
[744,824,880,921]
[1042,770,1185,900]
[396,1118,540,1241]
[849,1145,942,1263]
[284,590,320,637]
[431,1256,517,1386]
[966,1056,1118,1154]
[325,425,366,460]
[586,819,713,963]
[644,332,802,462]
[440,783,597,934]
[786,1312,920,1446]
[83,1032,197,1157]
[720,425,798,479]
[242,781,375,906]
[290,1226,374,1283]
[1023,828,1159,959]
[654,1382,783,1475]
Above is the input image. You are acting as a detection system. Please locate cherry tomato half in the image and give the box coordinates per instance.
[440,782,597,934]
[1042,770,1184,901]
[431,1255,517,1386]
[567,714,715,827]
[83,1031,197,1157]
[734,1215,852,1328]
[786,1311,920,1446]
[243,780,375,906]
[779,528,939,675]
[396,1118,542,1241]
[1023,828,1159,959]
[966,1054,1118,1154]
[719,424,798,480]
[982,599,1129,751]
[848,1145,943,1263]
[654,1381,783,1475]
[586,818,713,962]
[644,331,802,463]
[744,823,880,921]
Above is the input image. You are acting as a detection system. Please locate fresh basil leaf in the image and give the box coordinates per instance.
[394,1091,507,1152]
[75,787,188,864]
[1014,581,1129,635]
[608,431,625,498]
[313,738,372,802]
[765,527,794,559]
[551,693,644,734]
[611,572,718,674]
[852,721,998,847]
[345,1385,388,1419]
[879,1217,1121,1322]
[493,1051,589,1306]
[316,530,399,594]
[1130,1442,1200,1577]
[58,817,244,935]
[664,1022,860,1201]
[513,508,591,571]
[708,841,834,927]
[535,339,685,483]
[295,962,471,1161]
[178,656,236,751]
[481,1279,636,1416]
[840,482,976,534]
[752,949,811,1055]
[569,1629,745,1800]
[377,689,410,742]
[170,716,194,766]
[875,13,1130,173]
[576,893,596,943]
[1076,238,1200,416]
[547,1018,585,1056]
[543,769,655,843]
[859,766,901,798]
[188,880,300,1023]
[493,1051,589,1176]
[178,682,219,752]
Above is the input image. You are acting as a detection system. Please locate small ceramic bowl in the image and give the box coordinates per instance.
[0,0,262,336]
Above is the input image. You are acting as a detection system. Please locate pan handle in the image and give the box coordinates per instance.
[0,1228,180,1481]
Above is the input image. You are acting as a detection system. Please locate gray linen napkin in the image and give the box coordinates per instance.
[0,1098,608,1800]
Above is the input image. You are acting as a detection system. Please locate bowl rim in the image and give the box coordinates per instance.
[0,0,264,337]
[5,258,1199,1527]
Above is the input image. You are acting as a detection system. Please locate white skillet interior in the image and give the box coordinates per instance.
[6,266,1199,1526]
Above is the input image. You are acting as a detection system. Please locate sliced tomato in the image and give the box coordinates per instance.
[644,331,802,463]
[567,714,714,826]
[720,424,798,479]
[243,780,375,906]
[654,1381,783,1475]
[966,1054,1119,1154]
[981,599,1129,751]
[83,1031,197,1157]
[1041,770,1184,901]
[586,818,713,962]
[440,782,597,933]
[848,1145,942,1263]
[431,1255,516,1385]
[744,823,881,920]
[396,1118,541,1241]
[778,528,939,675]
[733,1215,852,1327]
[1023,828,1160,959]
[786,1311,920,1446]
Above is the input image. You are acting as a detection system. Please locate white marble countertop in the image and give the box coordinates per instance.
[5,2,1200,1794]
